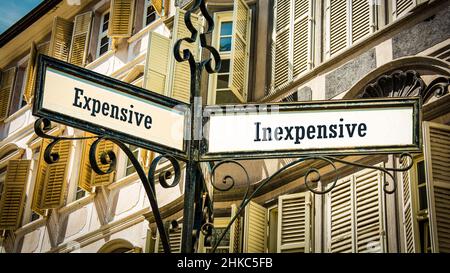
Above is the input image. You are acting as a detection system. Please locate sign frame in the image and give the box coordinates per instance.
[200,97,422,161]
[33,54,189,160]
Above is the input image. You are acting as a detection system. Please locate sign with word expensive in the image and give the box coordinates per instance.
[202,98,421,160]
[33,55,188,158]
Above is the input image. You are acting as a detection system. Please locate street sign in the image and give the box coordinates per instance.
[33,55,188,159]
[201,98,421,160]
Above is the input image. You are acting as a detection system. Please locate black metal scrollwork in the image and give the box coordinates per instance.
[35,118,181,253]
[208,153,414,253]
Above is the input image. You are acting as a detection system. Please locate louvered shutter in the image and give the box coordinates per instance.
[78,135,117,191]
[229,0,250,102]
[32,138,51,216]
[156,224,183,253]
[0,67,16,121]
[40,140,72,209]
[393,0,416,20]
[49,17,74,62]
[230,204,241,253]
[151,0,169,16]
[273,0,291,90]
[109,0,135,38]
[328,175,354,253]
[143,32,171,94]
[277,192,312,253]
[23,42,37,104]
[69,12,92,66]
[292,0,313,78]
[38,42,50,56]
[0,160,31,230]
[169,8,200,103]
[351,0,372,44]
[329,0,348,56]
[353,168,385,253]
[423,122,450,253]
[243,201,267,253]
[400,156,418,253]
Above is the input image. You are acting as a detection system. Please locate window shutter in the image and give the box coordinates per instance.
[155,224,183,253]
[69,12,92,66]
[229,204,242,253]
[277,192,312,253]
[229,0,251,102]
[0,160,31,230]
[329,0,348,56]
[243,201,267,253]
[78,135,117,191]
[48,17,74,62]
[152,0,170,16]
[169,8,200,103]
[273,0,291,90]
[423,122,450,253]
[292,0,313,78]
[143,32,171,94]
[109,0,135,38]
[38,42,50,56]
[40,140,72,209]
[393,0,416,20]
[0,67,16,121]
[400,156,418,253]
[328,175,354,252]
[351,0,372,44]
[23,42,37,104]
[32,139,51,216]
[353,167,385,253]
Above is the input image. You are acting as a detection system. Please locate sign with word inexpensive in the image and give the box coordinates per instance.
[33,55,188,158]
[202,98,421,160]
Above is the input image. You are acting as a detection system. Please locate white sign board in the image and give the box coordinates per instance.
[203,99,421,159]
[34,56,188,157]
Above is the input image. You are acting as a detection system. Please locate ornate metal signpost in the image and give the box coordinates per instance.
[32,0,420,253]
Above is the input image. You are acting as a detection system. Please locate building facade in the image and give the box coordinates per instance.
[0,0,449,253]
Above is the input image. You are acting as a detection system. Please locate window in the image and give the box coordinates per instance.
[206,227,231,253]
[326,0,377,58]
[30,211,40,222]
[97,11,111,57]
[412,158,431,253]
[75,186,86,200]
[144,0,159,26]
[125,145,140,176]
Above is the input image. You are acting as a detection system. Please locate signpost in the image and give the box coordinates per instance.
[202,98,421,160]
[34,55,189,159]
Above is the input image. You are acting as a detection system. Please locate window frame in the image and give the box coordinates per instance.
[143,0,160,27]
[97,10,111,58]
[207,11,234,105]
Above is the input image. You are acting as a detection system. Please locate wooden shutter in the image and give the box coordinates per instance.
[243,201,267,253]
[329,0,348,56]
[23,42,37,104]
[353,168,385,253]
[423,122,450,253]
[143,32,171,94]
[400,156,418,253]
[351,0,372,44]
[292,0,313,78]
[273,0,291,90]
[393,0,416,20]
[49,17,74,62]
[69,12,92,66]
[0,67,16,121]
[40,140,72,209]
[38,42,50,56]
[155,224,183,253]
[229,0,250,102]
[152,0,170,16]
[328,175,354,252]
[0,160,31,230]
[109,0,135,38]
[169,8,200,103]
[229,204,242,253]
[32,139,51,216]
[78,135,117,192]
[277,192,312,253]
